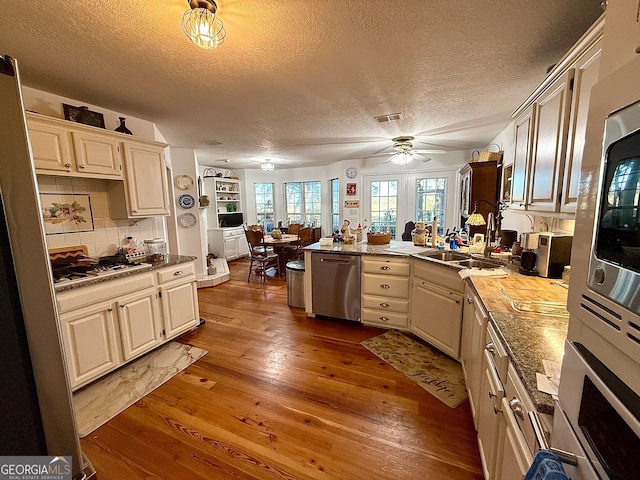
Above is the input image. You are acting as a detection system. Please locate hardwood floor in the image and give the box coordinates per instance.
[80,259,483,479]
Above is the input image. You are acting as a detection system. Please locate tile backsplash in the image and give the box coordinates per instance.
[37,176,164,257]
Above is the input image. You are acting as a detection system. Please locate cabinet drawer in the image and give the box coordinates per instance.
[362,294,409,313]
[362,273,409,298]
[156,262,196,284]
[223,228,239,238]
[361,308,409,328]
[56,273,155,313]
[413,259,464,293]
[362,257,410,276]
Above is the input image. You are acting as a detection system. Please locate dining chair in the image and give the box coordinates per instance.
[244,227,279,281]
[288,223,303,235]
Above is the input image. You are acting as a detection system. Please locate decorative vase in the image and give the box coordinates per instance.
[115,116,133,135]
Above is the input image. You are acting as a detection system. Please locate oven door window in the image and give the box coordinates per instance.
[596,129,640,272]
[578,375,639,479]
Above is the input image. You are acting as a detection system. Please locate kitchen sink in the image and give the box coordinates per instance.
[456,259,504,269]
[423,251,471,261]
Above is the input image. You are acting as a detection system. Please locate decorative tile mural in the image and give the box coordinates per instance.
[40,193,94,234]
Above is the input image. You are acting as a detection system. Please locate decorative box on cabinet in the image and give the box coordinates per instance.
[361,256,410,329]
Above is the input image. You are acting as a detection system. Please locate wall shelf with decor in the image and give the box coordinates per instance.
[203,177,243,228]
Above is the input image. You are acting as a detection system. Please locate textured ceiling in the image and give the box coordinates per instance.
[0,0,603,170]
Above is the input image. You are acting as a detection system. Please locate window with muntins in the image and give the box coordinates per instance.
[254,182,275,232]
[285,181,321,226]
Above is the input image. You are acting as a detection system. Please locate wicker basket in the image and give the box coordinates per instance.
[367,232,392,244]
[472,143,503,162]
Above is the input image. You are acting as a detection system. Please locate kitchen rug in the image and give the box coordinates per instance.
[361,330,467,408]
[73,342,207,437]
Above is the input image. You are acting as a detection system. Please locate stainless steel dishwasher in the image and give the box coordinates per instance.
[311,253,361,322]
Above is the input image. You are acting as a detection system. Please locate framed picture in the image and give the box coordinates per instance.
[40,193,94,235]
[63,104,105,128]
[346,183,357,196]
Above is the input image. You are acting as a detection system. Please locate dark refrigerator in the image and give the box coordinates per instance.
[0,55,95,478]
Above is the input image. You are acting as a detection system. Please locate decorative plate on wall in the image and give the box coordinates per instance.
[175,175,194,190]
[178,213,197,228]
[178,194,196,209]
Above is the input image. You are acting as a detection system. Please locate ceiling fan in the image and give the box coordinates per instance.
[372,136,447,165]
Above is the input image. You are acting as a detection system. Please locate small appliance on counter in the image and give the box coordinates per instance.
[518,232,540,275]
[536,233,573,278]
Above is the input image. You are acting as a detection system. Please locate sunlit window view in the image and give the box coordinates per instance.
[370,180,398,237]
[331,178,340,233]
[285,181,321,226]
[254,182,274,231]
[416,177,447,236]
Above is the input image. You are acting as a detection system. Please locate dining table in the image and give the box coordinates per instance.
[263,233,299,277]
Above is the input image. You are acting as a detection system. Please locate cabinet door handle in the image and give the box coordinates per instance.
[79,163,85,168]
[380,284,390,289]
[120,304,125,308]
[509,397,524,420]
[379,316,390,322]
[380,266,391,270]
[485,342,496,354]
[467,298,473,305]
[488,389,497,399]
[379,302,390,308]
[107,307,113,312]
[174,270,183,276]
[64,162,72,168]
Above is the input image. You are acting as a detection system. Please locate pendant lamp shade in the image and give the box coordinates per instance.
[182,0,226,50]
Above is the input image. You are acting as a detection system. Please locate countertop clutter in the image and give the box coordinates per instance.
[305,240,569,414]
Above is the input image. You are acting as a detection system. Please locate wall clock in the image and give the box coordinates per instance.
[345,167,358,179]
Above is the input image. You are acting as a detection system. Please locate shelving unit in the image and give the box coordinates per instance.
[204,178,242,228]
[204,177,249,260]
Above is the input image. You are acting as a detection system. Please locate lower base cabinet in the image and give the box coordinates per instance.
[56,261,199,390]
[207,227,249,260]
[410,260,465,359]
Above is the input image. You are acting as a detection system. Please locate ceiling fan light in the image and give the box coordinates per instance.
[389,151,413,166]
[182,0,226,50]
[260,161,275,172]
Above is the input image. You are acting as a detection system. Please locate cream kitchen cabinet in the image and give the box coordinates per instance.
[27,112,123,179]
[461,284,489,424]
[476,324,508,480]
[58,301,121,389]
[207,227,249,260]
[117,287,163,361]
[361,256,410,329]
[157,262,199,338]
[56,260,199,390]
[410,260,465,359]
[509,17,603,214]
[108,140,169,217]
[560,37,602,213]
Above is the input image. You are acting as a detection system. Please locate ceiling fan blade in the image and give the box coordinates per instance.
[413,149,447,154]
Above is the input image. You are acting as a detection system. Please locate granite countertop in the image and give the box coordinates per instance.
[469,272,569,415]
[54,254,197,293]
[305,239,437,256]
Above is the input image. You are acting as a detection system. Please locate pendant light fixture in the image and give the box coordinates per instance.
[182,0,226,50]
[260,160,276,172]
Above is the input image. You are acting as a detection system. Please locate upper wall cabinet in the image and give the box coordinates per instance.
[27,113,123,179]
[509,16,603,214]
[27,112,170,218]
[108,140,170,218]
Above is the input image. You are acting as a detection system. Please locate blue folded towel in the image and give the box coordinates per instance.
[524,450,569,480]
